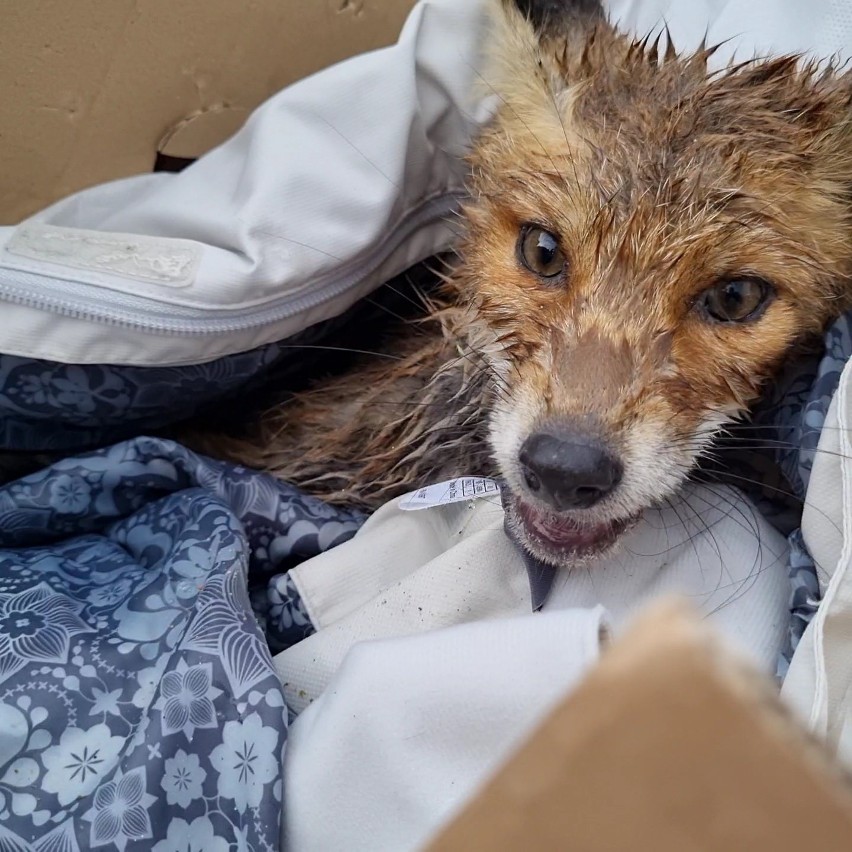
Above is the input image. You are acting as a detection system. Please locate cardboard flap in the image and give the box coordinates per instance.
[0,0,416,224]
[429,600,852,851]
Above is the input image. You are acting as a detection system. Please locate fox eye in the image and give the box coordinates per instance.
[518,225,566,280]
[698,277,773,323]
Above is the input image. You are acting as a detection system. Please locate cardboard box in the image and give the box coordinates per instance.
[0,0,417,224]
[5,6,852,849]
[429,602,852,851]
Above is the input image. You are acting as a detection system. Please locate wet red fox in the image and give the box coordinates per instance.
[200,0,852,568]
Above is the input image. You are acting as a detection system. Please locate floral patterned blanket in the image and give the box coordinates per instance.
[0,437,362,850]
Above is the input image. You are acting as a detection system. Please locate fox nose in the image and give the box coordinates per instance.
[519,431,622,511]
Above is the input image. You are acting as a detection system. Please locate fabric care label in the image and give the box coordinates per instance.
[398,477,501,511]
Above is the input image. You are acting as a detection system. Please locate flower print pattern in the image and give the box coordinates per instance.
[268,572,314,651]
[33,820,81,852]
[210,714,280,813]
[182,571,278,698]
[161,750,206,808]
[87,578,133,608]
[0,436,362,848]
[0,312,349,451]
[17,371,54,407]
[0,583,93,685]
[50,475,92,514]
[152,816,230,852]
[42,724,125,806]
[157,662,221,740]
[84,767,157,850]
[89,687,122,717]
[50,367,100,416]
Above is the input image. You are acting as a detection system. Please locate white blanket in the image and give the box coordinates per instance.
[277,483,789,714]
[278,481,790,851]
[284,607,608,851]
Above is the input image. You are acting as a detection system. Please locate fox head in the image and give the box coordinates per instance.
[457,0,852,565]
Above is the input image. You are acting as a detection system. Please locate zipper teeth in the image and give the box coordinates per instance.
[0,279,338,335]
[0,193,462,336]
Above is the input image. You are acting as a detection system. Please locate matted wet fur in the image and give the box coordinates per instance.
[193,0,852,568]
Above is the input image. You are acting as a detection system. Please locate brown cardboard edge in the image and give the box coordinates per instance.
[428,599,852,852]
[0,0,418,223]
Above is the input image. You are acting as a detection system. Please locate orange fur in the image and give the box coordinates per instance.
[190,0,852,565]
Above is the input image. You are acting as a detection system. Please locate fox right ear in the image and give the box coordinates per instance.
[485,0,610,123]
[508,0,605,36]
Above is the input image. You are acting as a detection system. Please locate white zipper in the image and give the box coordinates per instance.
[0,193,462,336]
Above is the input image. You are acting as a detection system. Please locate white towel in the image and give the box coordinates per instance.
[283,607,609,852]
[276,483,789,714]
[277,481,790,850]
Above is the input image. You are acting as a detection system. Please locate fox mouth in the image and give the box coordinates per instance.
[509,495,640,565]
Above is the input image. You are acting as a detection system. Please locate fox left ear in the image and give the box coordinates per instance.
[508,0,604,36]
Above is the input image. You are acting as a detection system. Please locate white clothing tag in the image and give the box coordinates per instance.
[398,477,501,511]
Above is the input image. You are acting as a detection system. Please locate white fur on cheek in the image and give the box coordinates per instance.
[615,407,743,518]
[615,418,694,515]
[487,377,540,492]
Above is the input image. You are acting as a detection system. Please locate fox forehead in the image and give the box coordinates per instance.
[462,16,852,342]
[450,8,852,443]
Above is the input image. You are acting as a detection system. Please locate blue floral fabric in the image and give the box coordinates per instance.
[748,312,852,675]
[772,314,852,498]
[0,349,282,452]
[0,437,363,849]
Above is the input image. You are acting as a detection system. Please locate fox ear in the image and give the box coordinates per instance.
[489,0,609,90]
[507,0,604,36]
[483,0,612,135]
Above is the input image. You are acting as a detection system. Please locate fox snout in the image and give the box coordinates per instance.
[518,426,622,511]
